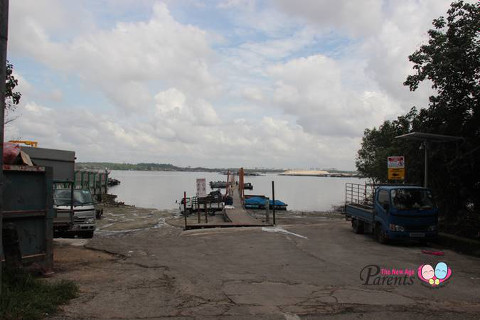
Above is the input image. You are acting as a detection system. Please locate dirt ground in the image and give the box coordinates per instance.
[48,205,480,320]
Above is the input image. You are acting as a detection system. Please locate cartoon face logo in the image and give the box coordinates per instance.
[421,264,434,280]
[418,262,452,287]
[435,262,448,280]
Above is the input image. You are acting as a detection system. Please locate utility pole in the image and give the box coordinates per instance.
[0,0,10,295]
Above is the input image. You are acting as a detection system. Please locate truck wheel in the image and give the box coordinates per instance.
[352,219,364,234]
[80,231,94,239]
[375,224,388,244]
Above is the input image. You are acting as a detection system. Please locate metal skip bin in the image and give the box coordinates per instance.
[2,165,54,272]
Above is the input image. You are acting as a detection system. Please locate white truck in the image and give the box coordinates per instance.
[53,188,97,238]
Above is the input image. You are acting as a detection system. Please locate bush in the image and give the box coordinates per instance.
[1,270,78,320]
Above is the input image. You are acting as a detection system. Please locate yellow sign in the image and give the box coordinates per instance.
[388,168,405,180]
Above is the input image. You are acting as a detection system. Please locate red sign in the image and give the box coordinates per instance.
[388,156,405,168]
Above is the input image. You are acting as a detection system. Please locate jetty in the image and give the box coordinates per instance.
[183,174,271,230]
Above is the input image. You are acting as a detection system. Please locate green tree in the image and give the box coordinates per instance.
[404,0,479,137]
[405,0,480,229]
[5,60,22,123]
[356,109,418,183]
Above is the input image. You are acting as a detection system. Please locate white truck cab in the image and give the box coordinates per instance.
[53,188,96,238]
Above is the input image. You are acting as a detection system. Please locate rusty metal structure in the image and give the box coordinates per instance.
[238,167,245,201]
[74,170,109,200]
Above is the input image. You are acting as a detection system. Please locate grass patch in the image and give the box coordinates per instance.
[1,270,78,320]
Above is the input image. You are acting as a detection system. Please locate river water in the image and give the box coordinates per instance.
[108,170,365,212]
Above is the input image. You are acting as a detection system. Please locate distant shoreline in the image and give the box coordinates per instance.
[76,162,357,175]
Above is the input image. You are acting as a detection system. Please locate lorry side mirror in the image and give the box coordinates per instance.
[383,203,390,211]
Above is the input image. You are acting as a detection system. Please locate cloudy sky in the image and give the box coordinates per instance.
[5,0,463,170]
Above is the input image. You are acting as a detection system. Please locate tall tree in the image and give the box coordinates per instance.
[356,109,418,184]
[404,0,480,227]
[5,60,21,124]
[404,0,479,136]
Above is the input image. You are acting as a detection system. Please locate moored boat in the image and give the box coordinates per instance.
[244,196,287,210]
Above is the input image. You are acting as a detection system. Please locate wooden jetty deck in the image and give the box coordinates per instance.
[184,186,270,230]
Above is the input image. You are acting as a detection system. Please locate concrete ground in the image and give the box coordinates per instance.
[49,209,480,320]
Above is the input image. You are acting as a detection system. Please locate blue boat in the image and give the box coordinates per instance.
[244,196,287,210]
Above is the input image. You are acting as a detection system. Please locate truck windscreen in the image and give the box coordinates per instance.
[391,189,434,211]
[54,189,94,206]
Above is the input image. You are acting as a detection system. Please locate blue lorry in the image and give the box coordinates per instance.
[344,183,438,244]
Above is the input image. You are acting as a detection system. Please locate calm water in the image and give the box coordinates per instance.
[108,170,365,212]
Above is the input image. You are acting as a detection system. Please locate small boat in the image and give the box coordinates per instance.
[107,178,121,186]
[244,196,287,210]
[244,172,262,176]
[210,181,228,188]
[243,182,253,190]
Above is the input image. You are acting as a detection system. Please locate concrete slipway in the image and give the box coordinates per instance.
[47,203,480,320]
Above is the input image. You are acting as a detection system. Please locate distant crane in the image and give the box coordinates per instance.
[8,140,38,148]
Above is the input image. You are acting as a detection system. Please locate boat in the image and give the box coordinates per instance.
[244,196,287,210]
[243,182,253,190]
[107,178,120,186]
[209,181,228,188]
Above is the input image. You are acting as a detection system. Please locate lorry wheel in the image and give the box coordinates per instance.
[352,219,364,234]
[80,231,94,239]
[375,224,388,244]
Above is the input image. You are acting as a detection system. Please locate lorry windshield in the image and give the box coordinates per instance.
[54,189,94,206]
[391,189,434,210]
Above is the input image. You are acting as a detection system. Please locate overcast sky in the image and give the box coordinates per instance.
[5,0,464,170]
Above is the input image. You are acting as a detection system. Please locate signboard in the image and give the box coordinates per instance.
[196,178,207,197]
[388,156,405,180]
[388,156,405,168]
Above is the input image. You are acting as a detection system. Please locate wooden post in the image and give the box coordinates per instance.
[265,198,270,223]
[197,198,200,223]
[272,181,276,225]
[183,191,187,229]
[205,203,208,223]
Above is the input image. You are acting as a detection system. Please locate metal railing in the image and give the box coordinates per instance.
[345,183,375,207]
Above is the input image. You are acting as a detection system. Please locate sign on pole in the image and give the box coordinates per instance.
[196,178,207,197]
[387,156,405,180]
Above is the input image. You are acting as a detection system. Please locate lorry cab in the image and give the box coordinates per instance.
[53,188,96,238]
[373,186,438,242]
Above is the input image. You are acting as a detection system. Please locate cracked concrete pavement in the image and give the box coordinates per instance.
[49,211,480,320]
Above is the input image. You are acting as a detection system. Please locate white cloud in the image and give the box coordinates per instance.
[273,0,455,111]
[10,2,219,112]
[268,55,400,138]
[154,88,220,128]
[274,0,383,37]
[242,87,264,102]
[8,99,358,168]
[217,0,255,10]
